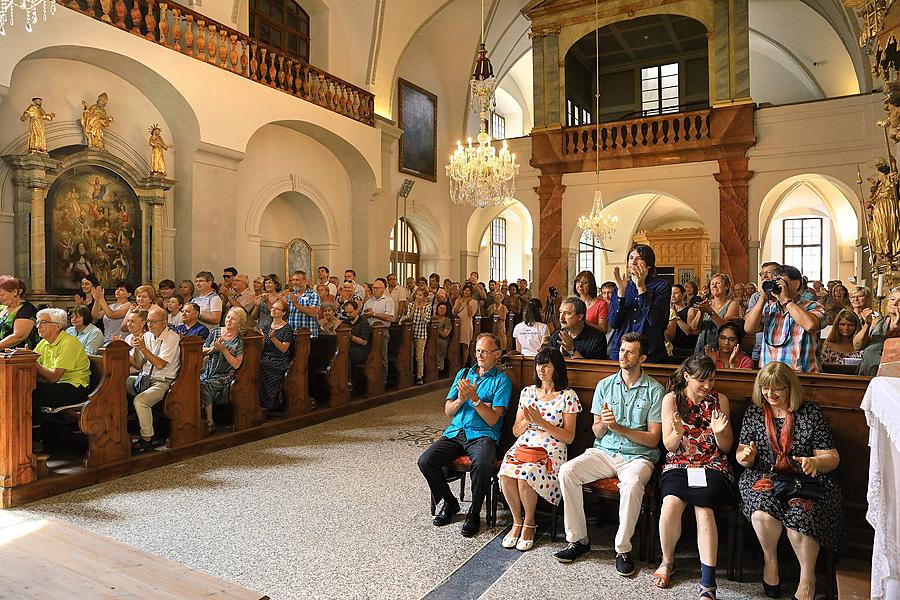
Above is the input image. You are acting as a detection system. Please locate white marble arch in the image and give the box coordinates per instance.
[244,173,339,248]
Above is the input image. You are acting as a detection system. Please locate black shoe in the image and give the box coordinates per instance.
[615,552,635,576]
[460,515,480,537]
[432,498,460,526]
[416,378,424,386]
[553,541,591,563]
[763,581,782,598]
[131,438,154,456]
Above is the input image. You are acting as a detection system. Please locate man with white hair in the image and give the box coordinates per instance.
[29,307,91,448]
[127,305,182,455]
[226,273,257,328]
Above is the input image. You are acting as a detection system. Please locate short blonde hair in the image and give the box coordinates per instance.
[226,306,247,329]
[752,362,805,413]
[135,285,156,300]
[851,286,873,307]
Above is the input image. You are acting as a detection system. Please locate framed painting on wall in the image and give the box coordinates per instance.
[45,165,142,293]
[284,237,313,284]
[398,78,438,182]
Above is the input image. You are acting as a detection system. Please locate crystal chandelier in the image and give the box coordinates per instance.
[0,0,55,36]
[445,0,520,208]
[577,0,619,241]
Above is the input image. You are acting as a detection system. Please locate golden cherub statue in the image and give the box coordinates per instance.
[20,97,55,154]
[148,124,173,176]
[81,92,113,150]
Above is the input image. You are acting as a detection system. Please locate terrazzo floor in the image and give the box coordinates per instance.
[3,389,801,599]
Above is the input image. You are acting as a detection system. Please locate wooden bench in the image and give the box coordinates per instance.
[282,327,312,417]
[227,332,264,432]
[387,321,413,389]
[78,341,131,468]
[835,558,871,600]
[308,325,350,407]
[0,350,38,488]
[361,323,387,398]
[163,335,203,450]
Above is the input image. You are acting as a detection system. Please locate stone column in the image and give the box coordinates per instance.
[535,172,566,298]
[531,29,562,130]
[1,154,61,293]
[136,175,174,287]
[715,158,753,284]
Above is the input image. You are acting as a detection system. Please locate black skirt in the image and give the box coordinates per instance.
[659,468,735,507]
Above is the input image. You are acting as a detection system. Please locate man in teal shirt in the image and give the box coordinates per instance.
[554,332,664,576]
[418,333,511,537]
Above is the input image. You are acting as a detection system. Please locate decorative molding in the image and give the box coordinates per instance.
[243,173,339,246]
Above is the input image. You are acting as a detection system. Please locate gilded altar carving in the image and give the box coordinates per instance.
[148,125,173,176]
[20,98,55,154]
[81,92,113,150]
[865,158,900,260]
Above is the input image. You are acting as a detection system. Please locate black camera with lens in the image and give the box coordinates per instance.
[762,280,782,295]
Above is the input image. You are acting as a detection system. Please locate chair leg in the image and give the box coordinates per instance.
[551,502,559,542]
[736,521,745,582]
[459,472,466,503]
[824,548,835,600]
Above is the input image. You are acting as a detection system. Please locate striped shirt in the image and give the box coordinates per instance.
[759,298,825,373]
[287,287,321,338]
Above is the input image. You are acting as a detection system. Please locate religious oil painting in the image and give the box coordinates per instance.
[398,78,438,182]
[285,237,313,284]
[45,165,142,293]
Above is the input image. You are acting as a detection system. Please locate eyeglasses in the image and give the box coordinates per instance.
[718,335,739,343]
[474,348,500,356]
[147,318,166,324]
[36,320,59,327]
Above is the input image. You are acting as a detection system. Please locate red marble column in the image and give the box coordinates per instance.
[535,173,566,299]
[715,158,753,285]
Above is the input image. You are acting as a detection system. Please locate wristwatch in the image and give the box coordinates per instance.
[471,398,482,408]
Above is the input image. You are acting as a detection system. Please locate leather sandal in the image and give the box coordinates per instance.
[650,562,675,589]
[698,584,717,600]
[516,524,537,551]
[501,523,521,549]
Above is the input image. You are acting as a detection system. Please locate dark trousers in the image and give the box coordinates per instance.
[31,381,89,440]
[417,431,497,517]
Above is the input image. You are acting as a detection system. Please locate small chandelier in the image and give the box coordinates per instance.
[577,0,619,242]
[445,0,520,208]
[0,0,55,36]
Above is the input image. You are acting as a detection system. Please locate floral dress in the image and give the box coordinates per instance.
[820,341,862,366]
[498,386,582,505]
[200,329,244,408]
[259,322,294,410]
[738,402,846,552]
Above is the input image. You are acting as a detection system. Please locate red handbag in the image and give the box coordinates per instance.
[515,446,549,464]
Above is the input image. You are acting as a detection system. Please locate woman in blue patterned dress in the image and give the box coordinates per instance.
[259,299,293,411]
[201,306,246,433]
[498,347,580,551]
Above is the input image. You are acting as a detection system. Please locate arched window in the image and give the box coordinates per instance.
[249,0,310,63]
[490,218,507,281]
[578,229,602,274]
[390,218,420,280]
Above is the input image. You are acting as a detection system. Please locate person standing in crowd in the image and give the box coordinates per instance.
[405,288,432,385]
[363,278,394,383]
[174,302,210,341]
[74,274,101,316]
[133,284,156,312]
[554,333,663,575]
[156,279,177,307]
[165,295,184,329]
[608,244,672,364]
[666,283,698,357]
[418,333,512,538]
[433,301,453,372]
[387,273,408,323]
[178,279,195,305]
[848,286,874,323]
[284,270,320,339]
[824,283,851,325]
[92,280,133,344]
[744,265,825,373]
[191,271,223,332]
[549,296,607,360]
[200,307,246,434]
[257,274,281,331]
[343,299,371,381]
[315,284,335,320]
[503,282,522,318]
[684,280,702,307]
[0,275,39,350]
[405,276,416,298]
[574,270,609,333]
[453,283,479,367]
[66,305,103,355]
[127,305,181,455]
[513,298,550,357]
[259,299,293,412]
[485,291,509,351]
[855,286,900,375]
[226,274,258,328]
[747,262,780,363]
[343,269,366,300]
[317,266,338,297]
[336,281,358,319]
[689,273,741,355]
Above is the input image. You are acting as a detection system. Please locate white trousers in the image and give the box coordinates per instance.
[558,447,653,553]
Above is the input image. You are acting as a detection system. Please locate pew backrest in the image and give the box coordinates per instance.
[164,335,203,449]
[79,340,131,468]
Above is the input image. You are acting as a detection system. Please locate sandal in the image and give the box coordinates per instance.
[502,523,521,548]
[650,562,675,589]
[206,422,216,435]
[699,584,717,600]
[516,524,537,551]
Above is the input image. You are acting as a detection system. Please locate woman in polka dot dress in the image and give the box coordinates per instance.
[499,347,581,551]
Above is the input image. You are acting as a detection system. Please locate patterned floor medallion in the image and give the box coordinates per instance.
[388,426,444,447]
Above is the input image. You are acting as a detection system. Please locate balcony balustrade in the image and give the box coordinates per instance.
[564,109,711,156]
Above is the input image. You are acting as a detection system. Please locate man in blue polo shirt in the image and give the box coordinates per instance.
[417,333,512,537]
[554,332,664,576]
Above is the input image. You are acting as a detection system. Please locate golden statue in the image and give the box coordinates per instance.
[20,97,55,154]
[866,158,900,259]
[80,92,113,150]
[148,125,173,176]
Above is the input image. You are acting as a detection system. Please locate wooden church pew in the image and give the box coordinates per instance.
[0,350,38,488]
[424,320,439,384]
[282,327,312,417]
[362,323,387,398]
[163,336,203,450]
[309,325,350,408]
[387,321,413,390]
[79,340,131,469]
[228,331,264,431]
[448,317,461,375]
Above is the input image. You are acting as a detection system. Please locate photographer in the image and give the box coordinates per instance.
[744,265,825,373]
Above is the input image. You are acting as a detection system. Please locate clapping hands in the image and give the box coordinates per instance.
[710,408,729,435]
[671,410,684,435]
[523,404,547,429]
[457,377,479,404]
[212,336,226,353]
[740,440,757,463]
[793,455,819,477]
[600,402,618,430]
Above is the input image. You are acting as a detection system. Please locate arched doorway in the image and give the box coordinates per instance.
[389,217,421,281]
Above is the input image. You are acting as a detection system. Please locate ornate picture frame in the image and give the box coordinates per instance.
[398,78,438,182]
[284,237,313,284]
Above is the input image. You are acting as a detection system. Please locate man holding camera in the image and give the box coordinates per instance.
[744,264,825,372]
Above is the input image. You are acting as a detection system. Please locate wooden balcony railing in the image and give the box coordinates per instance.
[62,0,375,126]
[564,109,711,155]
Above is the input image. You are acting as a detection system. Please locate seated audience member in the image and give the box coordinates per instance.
[574,270,609,333]
[485,291,509,351]
[405,288,432,385]
[549,296,607,360]
[285,270,320,339]
[257,273,282,330]
[688,273,741,355]
[74,274,101,315]
[855,285,900,376]
[179,279,195,305]
[684,280,702,307]
[166,295,184,328]
[433,301,453,371]
[418,333,511,537]
[174,302,210,341]
[93,280,133,343]
[318,302,342,335]
[554,333,664,574]
[704,321,753,369]
[127,306,181,455]
[736,362,845,600]
[342,300,371,374]
[315,283,336,319]
[848,286,874,322]
[191,271,223,331]
[744,265,825,373]
[133,284,156,312]
[824,283,850,325]
[0,275,39,350]
[30,308,91,447]
[513,299,550,357]
[156,279,177,307]
[119,309,148,355]
[387,273,408,323]
[608,244,672,363]
[820,309,862,367]
[200,307,246,433]
[654,355,734,597]
[259,299,293,411]
[666,283,698,356]
[66,305,103,355]
[499,348,579,551]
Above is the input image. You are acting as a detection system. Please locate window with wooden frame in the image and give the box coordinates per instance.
[249,0,310,62]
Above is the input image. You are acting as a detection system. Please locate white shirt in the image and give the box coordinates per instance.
[192,291,222,330]
[319,280,338,296]
[513,321,550,357]
[388,286,408,322]
[132,328,182,380]
[363,295,395,327]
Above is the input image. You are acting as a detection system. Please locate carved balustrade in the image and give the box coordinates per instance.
[62,0,375,126]
[563,109,712,157]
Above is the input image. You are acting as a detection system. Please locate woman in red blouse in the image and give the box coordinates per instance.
[704,321,754,369]
[573,270,608,333]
